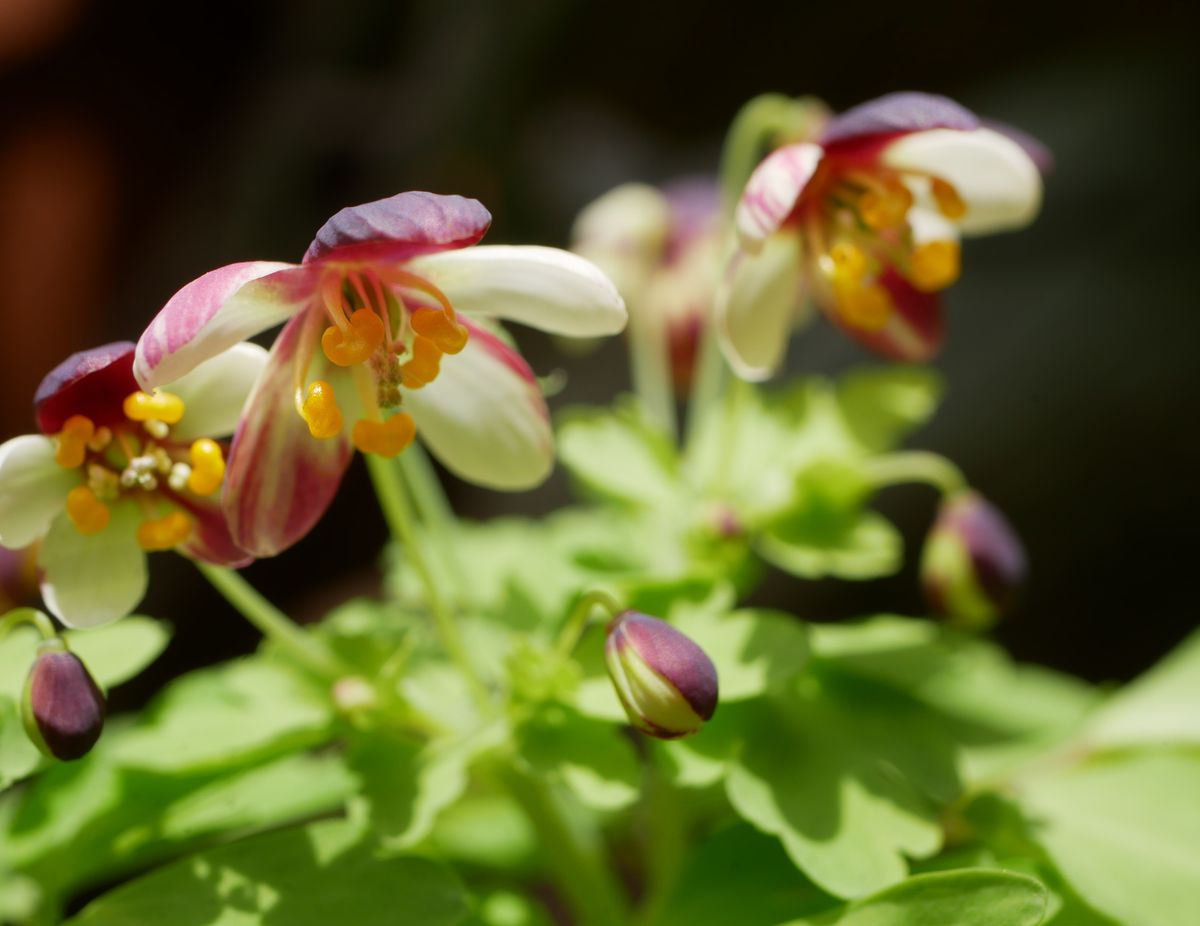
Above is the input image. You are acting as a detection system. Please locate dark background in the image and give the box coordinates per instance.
[1,0,1196,706]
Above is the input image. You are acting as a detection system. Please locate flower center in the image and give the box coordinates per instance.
[300,267,470,458]
[52,391,227,551]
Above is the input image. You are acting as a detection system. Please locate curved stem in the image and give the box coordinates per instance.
[0,607,58,644]
[555,589,624,660]
[194,562,343,679]
[865,450,968,496]
[365,453,489,708]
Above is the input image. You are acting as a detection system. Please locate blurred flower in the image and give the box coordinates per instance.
[921,490,1027,629]
[573,178,721,394]
[21,637,105,761]
[605,610,718,738]
[718,92,1045,377]
[135,192,626,557]
[0,542,39,612]
[0,341,263,626]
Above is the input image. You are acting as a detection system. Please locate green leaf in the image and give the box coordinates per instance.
[835,366,943,454]
[65,820,469,926]
[431,793,537,871]
[1084,626,1200,748]
[556,402,681,507]
[520,705,640,812]
[1017,752,1200,926]
[758,512,903,580]
[112,660,334,774]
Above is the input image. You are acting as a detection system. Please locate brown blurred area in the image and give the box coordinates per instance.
[0,0,1196,705]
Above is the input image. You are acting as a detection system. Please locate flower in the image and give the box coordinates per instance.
[572,178,722,393]
[0,341,265,626]
[921,490,1027,629]
[21,637,106,761]
[717,92,1045,378]
[134,192,627,557]
[605,610,718,738]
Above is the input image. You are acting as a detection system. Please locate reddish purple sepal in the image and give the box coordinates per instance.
[303,191,492,265]
[821,92,979,149]
[939,491,1027,609]
[23,648,106,761]
[34,342,138,435]
[614,611,718,722]
[173,492,255,568]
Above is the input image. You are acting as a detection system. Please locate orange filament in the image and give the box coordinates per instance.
[400,336,442,389]
[300,380,343,439]
[321,308,386,367]
[186,438,226,496]
[65,485,111,534]
[931,177,967,220]
[858,178,914,230]
[909,240,961,292]
[352,413,416,458]
[838,282,894,331]
[123,390,185,425]
[410,308,469,355]
[136,510,193,551]
[55,415,95,468]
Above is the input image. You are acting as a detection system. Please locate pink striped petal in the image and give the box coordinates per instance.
[820,92,978,149]
[825,268,945,362]
[735,143,822,251]
[173,493,254,568]
[404,321,553,490]
[222,313,353,557]
[34,342,137,434]
[303,192,492,265]
[135,261,316,390]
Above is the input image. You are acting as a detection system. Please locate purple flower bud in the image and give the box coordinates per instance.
[21,641,106,761]
[605,611,718,739]
[921,491,1027,629]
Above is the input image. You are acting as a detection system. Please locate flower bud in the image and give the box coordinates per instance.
[921,491,1027,629]
[21,640,106,761]
[605,611,718,739]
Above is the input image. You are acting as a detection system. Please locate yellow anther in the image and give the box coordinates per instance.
[55,415,95,468]
[858,179,914,230]
[399,336,443,389]
[829,242,868,281]
[838,283,894,331]
[321,308,386,367]
[136,510,193,551]
[123,390,185,425]
[65,485,110,535]
[410,308,469,355]
[909,240,961,292]
[300,380,344,439]
[930,177,967,220]
[352,413,416,458]
[186,438,226,496]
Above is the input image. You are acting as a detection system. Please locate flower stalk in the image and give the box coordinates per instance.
[0,607,59,644]
[555,588,624,659]
[865,450,968,495]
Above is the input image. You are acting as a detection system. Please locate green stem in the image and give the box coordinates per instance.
[865,451,968,496]
[628,297,678,442]
[398,445,470,596]
[503,766,628,926]
[633,755,686,926]
[365,453,489,707]
[0,607,58,644]
[555,589,624,660]
[683,324,728,451]
[196,563,344,679]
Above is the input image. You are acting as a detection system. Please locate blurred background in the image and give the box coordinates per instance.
[1,0,1196,706]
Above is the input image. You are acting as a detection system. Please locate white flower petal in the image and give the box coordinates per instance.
[0,435,76,548]
[168,342,270,441]
[735,143,822,251]
[40,503,147,628]
[405,245,627,338]
[715,230,805,381]
[883,127,1042,235]
[405,324,553,490]
[906,204,961,245]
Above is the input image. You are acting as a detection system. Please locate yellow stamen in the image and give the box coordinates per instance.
[838,282,894,331]
[65,485,110,534]
[136,510,193,551]
[399,336,442,389]
[300,380,344,439]
[186,438,226,497]
[931,177,967,220]
[321,308,387,367]
[352,413,416,458]
[909,240,961,292]
[410,307,469,354]
[123,390,185,425]
[55,415,95,468]
[858,178,914,230]
[829,242,868,281]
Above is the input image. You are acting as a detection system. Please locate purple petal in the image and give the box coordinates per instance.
[34,342,137,435]
[223,313,353,557]
[821,92,979,148]
[303,192,492,265]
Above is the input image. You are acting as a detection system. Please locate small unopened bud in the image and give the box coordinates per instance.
[21,641,106,761]
[605,611,718,739]
[921,491,1027,629]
